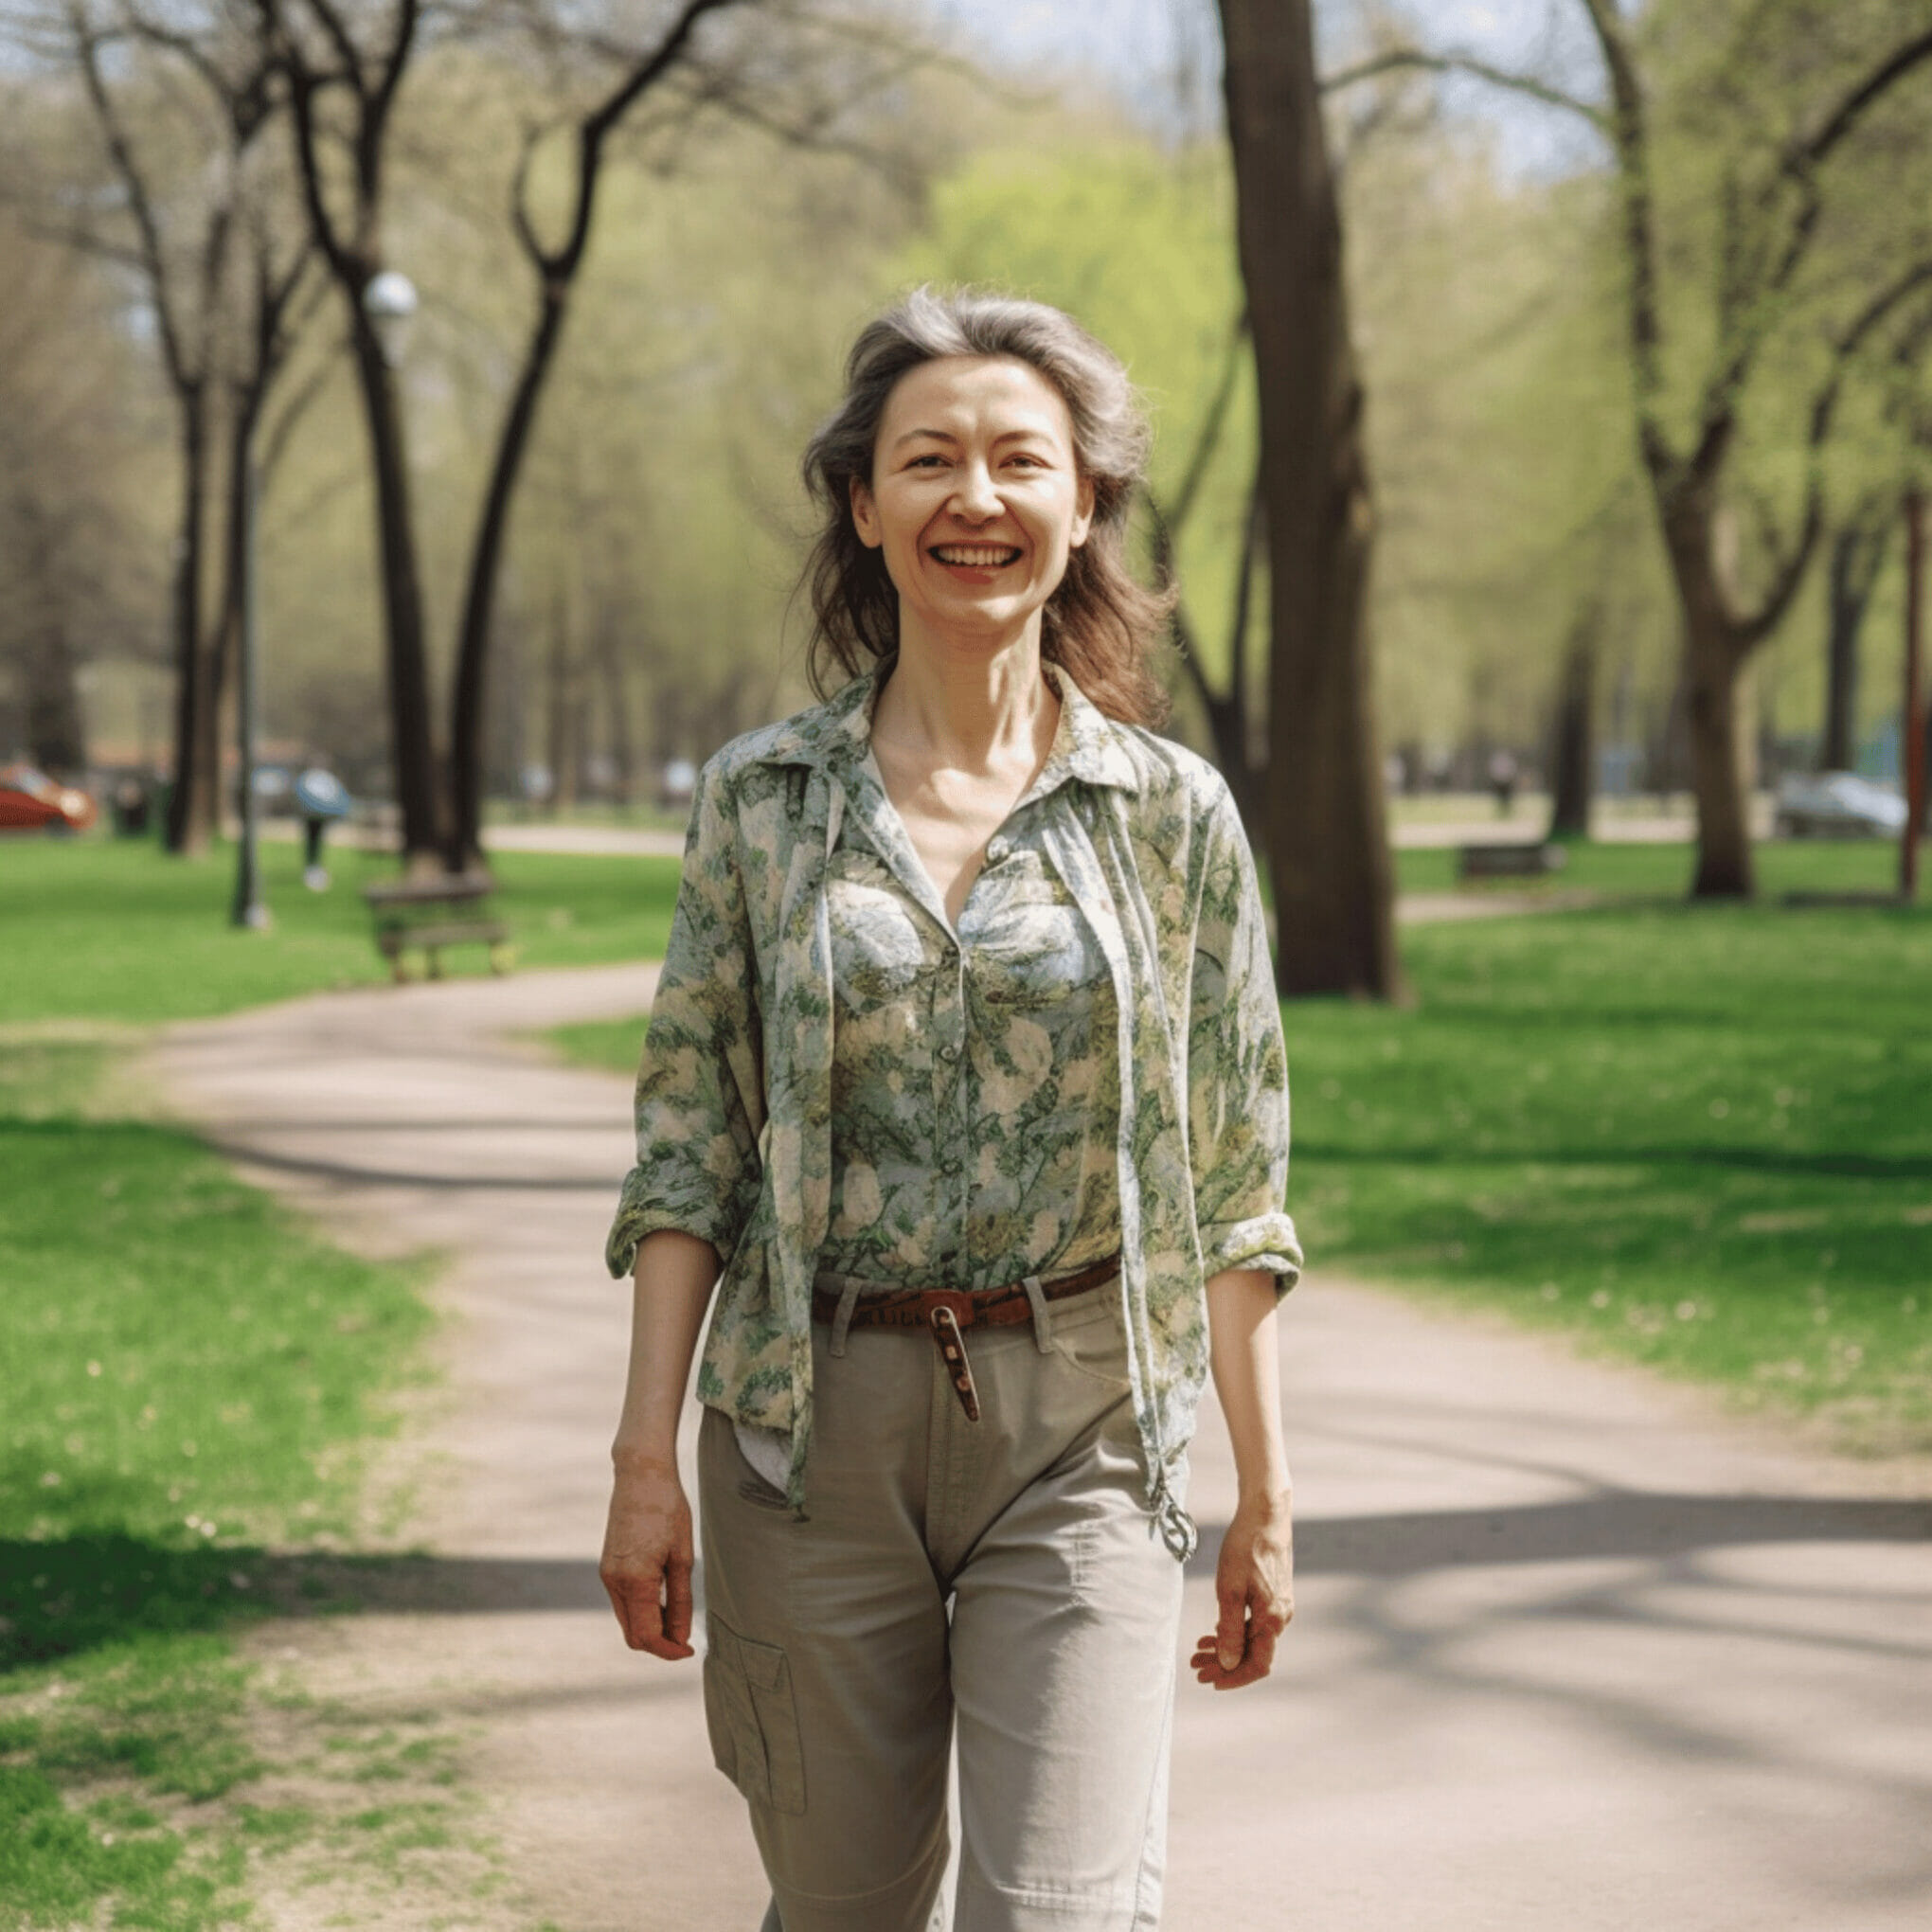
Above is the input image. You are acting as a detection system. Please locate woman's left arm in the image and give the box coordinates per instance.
[1182,784,1302,1691]
[1191,1268,1294,1690]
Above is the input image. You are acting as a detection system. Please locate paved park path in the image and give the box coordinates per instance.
[151,962,1931,1931]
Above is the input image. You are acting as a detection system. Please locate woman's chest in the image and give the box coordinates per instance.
[826,842,1108,1018]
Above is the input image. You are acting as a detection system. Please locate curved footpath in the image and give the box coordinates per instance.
[152,963,1931,1931]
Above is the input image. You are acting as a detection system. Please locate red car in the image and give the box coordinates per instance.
[0,765,98,833]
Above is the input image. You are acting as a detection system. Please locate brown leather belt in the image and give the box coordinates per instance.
[810,1254,1121,1424]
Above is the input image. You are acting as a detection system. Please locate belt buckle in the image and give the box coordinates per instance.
[923,1296,982,1423]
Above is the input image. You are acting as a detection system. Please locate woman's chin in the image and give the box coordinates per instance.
[903,599,1045,655]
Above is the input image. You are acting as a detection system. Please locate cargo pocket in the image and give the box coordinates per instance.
[702,1616,807,1816]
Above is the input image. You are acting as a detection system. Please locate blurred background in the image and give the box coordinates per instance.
[6,0,1926,886]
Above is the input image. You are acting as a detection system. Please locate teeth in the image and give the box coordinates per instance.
[934,546,1019,565]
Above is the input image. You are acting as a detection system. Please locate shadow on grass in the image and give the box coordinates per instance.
[11,1491,1926,1674]
[1294,1140,1932,1181]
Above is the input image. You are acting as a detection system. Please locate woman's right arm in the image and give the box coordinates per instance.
[599,1228,719,1661]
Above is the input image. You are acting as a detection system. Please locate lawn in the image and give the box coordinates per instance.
[550,836,1931,1456]
[2,832,682,1025]
[1288,897,1931,1454]
[0,838,518,1925]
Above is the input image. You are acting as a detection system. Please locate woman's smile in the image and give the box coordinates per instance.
[928,541,1024,572]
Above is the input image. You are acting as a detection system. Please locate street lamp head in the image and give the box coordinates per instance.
[362,269,419,365]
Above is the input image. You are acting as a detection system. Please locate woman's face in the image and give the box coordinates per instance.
[850,354,1095,659]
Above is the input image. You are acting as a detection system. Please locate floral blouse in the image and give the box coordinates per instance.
[606,660,1300,1557]
[818,743,1121,1288]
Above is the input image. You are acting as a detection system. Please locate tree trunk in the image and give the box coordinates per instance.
[349,320,444,868]
[25,617,85,775]
[1216,0,1401,999]
[164,395,218,854]
[545,585,579,816]
[1545,602,1598,840]
[1684,615,1755,897]
[1821,514,1887,770]
[446,288,570,870]
[599,618,635,807]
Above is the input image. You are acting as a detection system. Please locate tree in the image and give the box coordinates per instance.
[1819,493,1890,770]
[9,1,315,851]
[1146,312,1266,846]
[1215,0,1402,998]
[1339,0,1932,896]
[0,204,161,778]
[441,0,763,869]
[264,0,449,866]
[264,0,932,869]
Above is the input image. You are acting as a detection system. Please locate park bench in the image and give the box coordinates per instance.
[362,871,513,981]
[1456,841,1569,882]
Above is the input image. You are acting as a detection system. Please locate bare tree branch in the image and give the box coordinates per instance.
[1577,0,1672,482]
[1786,26,1932,176]
[1319,45,1607,128]
[1155,309,1249,541]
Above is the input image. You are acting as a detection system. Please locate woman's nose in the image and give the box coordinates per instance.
[949,461,1001,521]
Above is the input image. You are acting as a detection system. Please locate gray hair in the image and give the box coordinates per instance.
[799,286,1172,724]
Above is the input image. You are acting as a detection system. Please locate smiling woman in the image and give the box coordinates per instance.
[599,288,1299,1932]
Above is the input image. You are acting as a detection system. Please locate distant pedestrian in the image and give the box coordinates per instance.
[1488,747,1519,816]
[599,288,1300,1931]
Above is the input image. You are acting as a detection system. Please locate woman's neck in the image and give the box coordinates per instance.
[873,628,1056,775]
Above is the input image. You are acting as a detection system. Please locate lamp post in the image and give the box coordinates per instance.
[362,269,418,366]
[229,425,270,931]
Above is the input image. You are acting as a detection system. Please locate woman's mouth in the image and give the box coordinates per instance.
[930,544,1022,569]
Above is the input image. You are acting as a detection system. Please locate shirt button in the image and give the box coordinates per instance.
[985,836,1009,866]
[939,1041,960,1063]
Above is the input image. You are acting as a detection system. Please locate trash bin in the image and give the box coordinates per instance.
[110,777,152,837]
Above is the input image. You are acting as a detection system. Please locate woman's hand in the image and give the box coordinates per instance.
[600,1455,696,1660]
[1190,1484,1294,1690]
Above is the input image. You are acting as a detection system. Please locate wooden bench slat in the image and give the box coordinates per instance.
[1457,842,1568,880]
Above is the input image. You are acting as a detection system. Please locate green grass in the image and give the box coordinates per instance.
[0,1030,438,1924]
[1389,832,1905,899]
[1292,895,1932,1452]
[1,834,682,1025]
[549,843,1932,1454]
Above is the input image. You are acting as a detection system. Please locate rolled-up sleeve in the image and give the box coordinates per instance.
[604,760,765,1279]
[1186,788,1301,1292]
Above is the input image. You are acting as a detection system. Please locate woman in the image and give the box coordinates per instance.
[600,287,1300,1932]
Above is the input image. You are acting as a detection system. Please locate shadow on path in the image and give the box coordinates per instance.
[11,1491,1923,1673]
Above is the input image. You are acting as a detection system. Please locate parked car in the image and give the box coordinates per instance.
[0,764,98,833]
[1773,771,1908,838]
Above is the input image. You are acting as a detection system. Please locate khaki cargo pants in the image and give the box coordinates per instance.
[696,1283,1187,1932]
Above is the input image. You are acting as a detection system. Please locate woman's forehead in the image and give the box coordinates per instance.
[880,355,1074,442]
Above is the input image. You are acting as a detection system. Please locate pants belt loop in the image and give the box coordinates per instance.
[829,1276,864,1357]
[1021,1274,1055,1351]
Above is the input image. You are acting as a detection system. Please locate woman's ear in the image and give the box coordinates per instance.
[850,474,883,549]
[1069,474,1096,551]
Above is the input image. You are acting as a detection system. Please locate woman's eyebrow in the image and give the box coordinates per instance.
[889,425,1058,453]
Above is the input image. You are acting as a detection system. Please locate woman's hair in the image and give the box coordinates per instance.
[799,286,1172,726]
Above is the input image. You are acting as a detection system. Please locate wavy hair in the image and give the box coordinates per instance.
[799,287,1172,725]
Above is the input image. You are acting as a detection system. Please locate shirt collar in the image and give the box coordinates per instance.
[752,655,1142,796]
